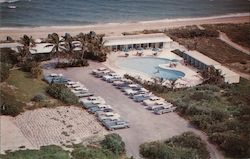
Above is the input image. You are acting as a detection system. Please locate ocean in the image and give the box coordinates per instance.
[0,0,249,27]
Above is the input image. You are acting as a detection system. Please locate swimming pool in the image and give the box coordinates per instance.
[117,57,185,80]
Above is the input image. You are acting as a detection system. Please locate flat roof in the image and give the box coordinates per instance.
[183,50,238,77]
[103,33,173,46]
[183,50,221,66]
[29,43,54,54]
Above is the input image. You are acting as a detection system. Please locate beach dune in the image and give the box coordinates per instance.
[0,14,249,40]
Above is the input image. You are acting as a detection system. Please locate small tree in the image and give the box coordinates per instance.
[201,65,224,85]
[101,133,125,155]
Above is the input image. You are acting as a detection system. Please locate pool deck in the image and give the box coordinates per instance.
[104,46,202,88]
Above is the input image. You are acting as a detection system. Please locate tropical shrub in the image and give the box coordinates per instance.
[56,59,89,68]
[32,94,47,102]
[71,145,115,159]
[140,132,209,159]
[0,91,24,116]
[46,84,78,105]
[0,62,11,82]
[101,133,125,155]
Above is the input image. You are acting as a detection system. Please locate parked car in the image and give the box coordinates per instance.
[95,70,111,78]
[107,76,122,83]
[153,106,176,115]
[88,106,113,114]
[75,92,94,98]
[44,74,68,84]
[146,101,168,110]
[97,112,121,121]
[70,87,89,94]
[143,96,165,106]
[79,96,105,105]
[112,81,125,86]
[133,94,152,102]
[92,67,107,75]
[124,89,138,96]
[82,100,106,109]
[103,120,129,131]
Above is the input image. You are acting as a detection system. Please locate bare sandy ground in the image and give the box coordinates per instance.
[0,14,249,40]
[0,106,107,154]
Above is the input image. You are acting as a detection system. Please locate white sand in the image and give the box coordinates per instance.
[0,14,249,40]
[0,106,107,154]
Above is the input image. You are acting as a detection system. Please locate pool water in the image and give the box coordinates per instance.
[117,57,185,80]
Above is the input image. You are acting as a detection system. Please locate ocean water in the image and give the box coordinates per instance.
[0,0,249,27]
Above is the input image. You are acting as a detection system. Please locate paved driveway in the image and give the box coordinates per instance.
[43,61,223,159]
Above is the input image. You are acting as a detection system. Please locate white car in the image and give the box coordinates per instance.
[143,96,165,106]
[124,89,138,96]
[50,73,63,77]
[92,67,108,75]
[97,104,112,109]
[147,102,172,110]
[154,106,177,115]
[79,96,105,104]
[71,87,89,94]
[71,82,85,88]
[97,112,121,121]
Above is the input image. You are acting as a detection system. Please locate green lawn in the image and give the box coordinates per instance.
[0,69,61,111]
[5,69,48,101]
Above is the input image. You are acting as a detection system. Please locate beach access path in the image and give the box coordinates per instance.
[43,61,224,159]
[0,15,249,40]
[218,31,250,55]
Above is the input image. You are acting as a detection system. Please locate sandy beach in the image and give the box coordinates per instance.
[0,106,107,154]
[0,14,249,40]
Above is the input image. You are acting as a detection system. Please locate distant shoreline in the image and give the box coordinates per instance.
[0,12,249,40]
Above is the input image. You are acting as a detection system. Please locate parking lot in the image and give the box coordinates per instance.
[44,61,222,159]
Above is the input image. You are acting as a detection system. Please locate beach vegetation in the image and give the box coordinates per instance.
[125,73,250,158]
[139,132,209,159]
[101,133,126,155]
[55,59,89,68]
[46,83,78,105]
[165,25,250,75]
[76,31,109,62]
[202,22,250,49]
[200,65,224,85]
[0,90,24,117]
[0,69,60,115]
[0,62,11,82]
[0,145,70,159]
[0,134,128,159]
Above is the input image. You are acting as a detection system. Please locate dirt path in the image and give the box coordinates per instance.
[219,31,250,55]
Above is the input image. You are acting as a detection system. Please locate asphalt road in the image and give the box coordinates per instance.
[43,61,224,159]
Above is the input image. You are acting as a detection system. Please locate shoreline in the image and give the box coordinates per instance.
[0,13,249,40]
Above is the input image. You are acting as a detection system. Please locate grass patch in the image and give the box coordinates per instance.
[0,69,61,114]
[5,69,47,101]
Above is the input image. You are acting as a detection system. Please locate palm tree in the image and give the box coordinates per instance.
[46,33,64,63]
[77,33,89,60]
[20,34,35,47]
[17,35,35,63]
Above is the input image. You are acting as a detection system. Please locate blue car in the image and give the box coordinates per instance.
[133,94,151,102]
